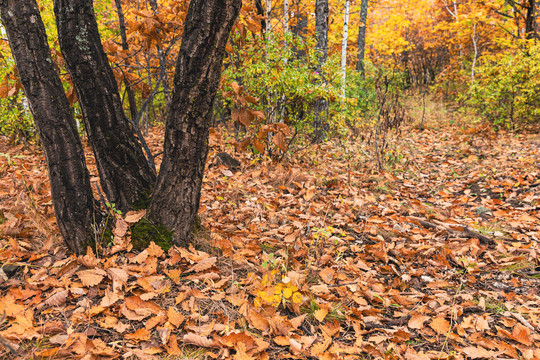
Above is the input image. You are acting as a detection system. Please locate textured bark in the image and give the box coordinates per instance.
[525,0,536,39]
[356,0,369,76]
[54,0,156,213]
[312,0,329,143]
[148,0,241,243]
[114,0,138,122]
[315,0,329,64]
[0,0,98,254]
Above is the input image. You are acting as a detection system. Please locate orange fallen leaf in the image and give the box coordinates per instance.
[430,316,450,335]
[77,269,106,287]
[408,314,429,329]
[314,308,328,322]
[183,333,220,348]
[167,306,185,328]
[512,323,532,346]
[185,257,217,273]
[125,328,151,341]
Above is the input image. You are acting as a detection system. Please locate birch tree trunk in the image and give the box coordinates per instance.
[341,0,350,98]
[284,0,289,33]
[266,0,271,33]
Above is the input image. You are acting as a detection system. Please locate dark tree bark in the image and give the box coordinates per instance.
[315,0,329,64]
[312,0,329,143]
[524,0,537,39]
[53,0,156,213]
[148,0,242,243]
[254,0,267,34]
[0,0,99,254]
[356,0,369,76]
[114,0,138,123]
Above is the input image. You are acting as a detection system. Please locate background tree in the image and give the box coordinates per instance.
[356,0,369,76]
[0,0,99,254]
[312,0,329,142]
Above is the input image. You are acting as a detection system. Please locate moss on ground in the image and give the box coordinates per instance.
[131,218,174,251]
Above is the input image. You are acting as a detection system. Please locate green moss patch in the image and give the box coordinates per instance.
[131,218,174,252]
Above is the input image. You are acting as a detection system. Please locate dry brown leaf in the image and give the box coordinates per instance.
[319,267,335,284]
[183,333,220,348]
[273,336,289,346]
[310,334,332,357]
[147,242,165,257]
[78,247,99,268]
[49,334,68,345]
[247,308,270,332]
[429,316,450,335]
[131,249,149,264]
[289,338,302,355]
[314,308,328,322]
[125,328,151,341]
[100,288,120,307]
[234,342,255,360]
[124,209,146,224]
[408,314,430,329]
[462,346,497,359]
[186,257,217,273]
[0,310,40,340]
[38,290,68,310]
[77,269,106,287]
[167,306,185,328]
[512,323,532,346]
[121,303,148,321]
[166,334,182,355]
[107,267,128,292]
[157,327,171,345]
[113,218,129,237]
[145,313,166,330]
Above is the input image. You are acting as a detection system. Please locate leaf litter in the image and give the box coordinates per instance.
[0,122,539,359]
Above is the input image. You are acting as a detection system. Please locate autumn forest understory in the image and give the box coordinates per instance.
[1,0,540,359]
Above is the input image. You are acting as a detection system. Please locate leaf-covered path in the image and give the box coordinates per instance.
[0,118,539,359]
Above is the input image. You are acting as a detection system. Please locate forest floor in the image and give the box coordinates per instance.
[0,101,539,359]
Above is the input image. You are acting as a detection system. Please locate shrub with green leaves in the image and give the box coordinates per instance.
[466,43,540,130]
[220,31,405,145]
[0,93,35,144]
[221,32,340,135]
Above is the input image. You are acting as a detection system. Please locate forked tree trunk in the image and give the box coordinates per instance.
[53,0,156,213]
[148,0,241,243]
[0,0,99,254]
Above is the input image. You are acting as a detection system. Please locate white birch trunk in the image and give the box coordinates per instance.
[341,0,350,98]
[471,23,478,80]
[266,0,271,33]
[284,0,289,33]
